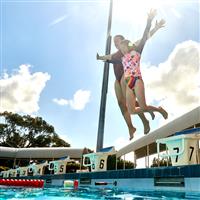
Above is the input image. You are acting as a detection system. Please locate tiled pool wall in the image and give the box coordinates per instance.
[47,177,200,193]
[11,164,200,192]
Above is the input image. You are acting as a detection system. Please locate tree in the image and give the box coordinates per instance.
[151,157,172,167]
[0,111,70,148]
[107,155,135,170]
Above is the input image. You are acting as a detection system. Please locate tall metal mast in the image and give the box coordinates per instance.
[96,0,113,152]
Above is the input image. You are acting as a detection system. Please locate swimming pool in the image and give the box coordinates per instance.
[0,187,199,200]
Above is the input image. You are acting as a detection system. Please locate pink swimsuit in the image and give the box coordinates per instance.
[122,51,142,90]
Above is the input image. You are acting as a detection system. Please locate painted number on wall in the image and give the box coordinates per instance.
[99,159,105,169]
[173,147,179,162]
[189,146,194,161]
[173,146,195,162]
[60,165,64,173]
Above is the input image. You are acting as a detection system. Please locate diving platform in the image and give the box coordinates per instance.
[117,106,200,159]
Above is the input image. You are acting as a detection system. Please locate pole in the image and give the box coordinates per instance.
[96,0,113,152]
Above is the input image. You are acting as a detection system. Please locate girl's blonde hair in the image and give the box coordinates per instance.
[120,39,136,51]
[120,39,130,46]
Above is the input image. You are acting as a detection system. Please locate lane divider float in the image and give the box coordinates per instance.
[0,179,44,188]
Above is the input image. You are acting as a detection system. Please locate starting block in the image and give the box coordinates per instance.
[157,128,200,166]
[83,146,116,172]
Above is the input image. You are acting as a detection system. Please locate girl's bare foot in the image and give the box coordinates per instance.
[149,111,155,120]
[129,127,136,140]
[144,120,150,135]
[159,106,168,119]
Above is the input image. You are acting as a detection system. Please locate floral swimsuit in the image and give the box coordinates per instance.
[122,50,142,90]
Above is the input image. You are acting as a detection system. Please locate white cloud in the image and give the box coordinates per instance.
[53,98,69,106]
[142,40,200,122]
[69,90,91,110]
[53,89,91,111]
[0,64,50,114]
[49,15,68,27]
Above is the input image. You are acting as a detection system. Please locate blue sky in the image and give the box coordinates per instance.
[0,0,199,154]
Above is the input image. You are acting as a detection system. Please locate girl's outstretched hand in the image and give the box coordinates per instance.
[148,9,157,21]
[96,53,112,61]
[155,19,166,29]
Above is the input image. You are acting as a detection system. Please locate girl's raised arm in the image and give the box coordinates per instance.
[136,9,157,54]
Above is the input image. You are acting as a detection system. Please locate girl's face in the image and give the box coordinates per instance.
[114,36,123,50]
[119,41,130,55]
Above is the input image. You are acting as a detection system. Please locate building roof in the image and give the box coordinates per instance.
[0,147,84,159]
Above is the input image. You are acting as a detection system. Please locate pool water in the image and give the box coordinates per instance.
[0,187,199,200]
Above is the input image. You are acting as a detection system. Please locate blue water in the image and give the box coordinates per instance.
[0,187,199,200]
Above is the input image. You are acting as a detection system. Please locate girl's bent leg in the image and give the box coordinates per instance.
[133,79,168,119]
[134,79,148,110]
[158,106,168,119]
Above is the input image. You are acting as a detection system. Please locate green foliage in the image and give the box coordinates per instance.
[117,159,135,169]
[151,157,172,167]
[0,111,70,148]
[107,155,116,170]
[65,162,81,173]
[107,155,135,170]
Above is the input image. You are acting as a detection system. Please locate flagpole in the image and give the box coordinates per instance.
[96,0,113,152]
